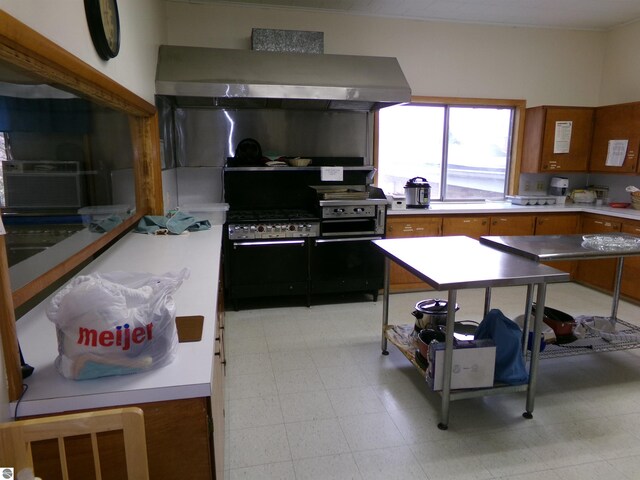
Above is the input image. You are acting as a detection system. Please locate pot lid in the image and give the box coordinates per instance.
[415,298,459,314]
[405,177,430,188]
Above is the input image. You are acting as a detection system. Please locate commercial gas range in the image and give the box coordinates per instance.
[227,209,320,240]
[223,162,388,309]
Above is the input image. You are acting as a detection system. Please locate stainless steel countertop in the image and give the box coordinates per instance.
[372,236,569,290]
[480,233,640,261]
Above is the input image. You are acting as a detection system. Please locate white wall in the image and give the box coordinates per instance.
[165,2,606,107]
[0,0,166,103]
[599,19,640,105]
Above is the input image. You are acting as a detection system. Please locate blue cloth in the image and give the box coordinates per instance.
[475,309,528,385]
[89,215,123,233]
[134,211,211,235]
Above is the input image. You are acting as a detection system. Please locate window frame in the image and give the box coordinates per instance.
[374,96,526,199]
[0,10,163,402]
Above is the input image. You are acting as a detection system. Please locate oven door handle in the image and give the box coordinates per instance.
[314,236,382,245]
[233,240,306,248]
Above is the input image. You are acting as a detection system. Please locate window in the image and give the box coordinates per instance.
[376,99,522,201]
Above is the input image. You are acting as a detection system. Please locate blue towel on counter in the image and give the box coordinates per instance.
[89,214,123,233]
[475,309,529,385]
[134,211,211,235]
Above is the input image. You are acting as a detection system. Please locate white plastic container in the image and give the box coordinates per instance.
[387,194,406,210]
[179,203,229,224]
[78,205,132,226]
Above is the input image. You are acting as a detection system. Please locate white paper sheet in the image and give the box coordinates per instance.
[605,139,628,167]
[321,166,343,181]
[553,121,572,154]
[0,216,5,235]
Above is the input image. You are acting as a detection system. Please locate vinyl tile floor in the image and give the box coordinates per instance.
[223,283,640,480]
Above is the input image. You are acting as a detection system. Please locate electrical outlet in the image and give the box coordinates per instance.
[524,181,531,192]
[536,181,545,191]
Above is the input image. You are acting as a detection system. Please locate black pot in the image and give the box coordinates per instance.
[233,138,264,166]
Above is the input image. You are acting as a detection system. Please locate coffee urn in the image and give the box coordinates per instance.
[404,177,431,208]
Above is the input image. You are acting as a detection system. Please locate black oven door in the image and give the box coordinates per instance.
[225,239,310,309]
[310,236,384,300]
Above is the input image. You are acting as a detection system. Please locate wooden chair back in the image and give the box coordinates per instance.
[0,407,150,480]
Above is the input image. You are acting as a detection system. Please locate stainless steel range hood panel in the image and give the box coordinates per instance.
[155,45,411,111]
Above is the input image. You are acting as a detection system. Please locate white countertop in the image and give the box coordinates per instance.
[10,226,222,417]
[388,201,640,221]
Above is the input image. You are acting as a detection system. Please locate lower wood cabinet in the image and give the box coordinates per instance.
[385,211,640,304]
[489,215,535,236]
[386,216,441,291]
[576,214,622,291]
[535,213,580,275]
[442,216,489,239]
[621,220,640,301]
[212,277,226,480]
[30,397,215,480]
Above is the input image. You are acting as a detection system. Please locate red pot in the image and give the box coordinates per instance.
[533,305,576,337]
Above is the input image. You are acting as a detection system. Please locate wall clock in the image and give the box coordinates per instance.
[84,0,121,60]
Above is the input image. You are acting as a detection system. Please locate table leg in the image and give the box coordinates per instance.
[524,282,546,419]
[611,257,624,323]
[438,289,458,430]
[381,256,390,355]
[483,287,492,317]
[521,284,535,355]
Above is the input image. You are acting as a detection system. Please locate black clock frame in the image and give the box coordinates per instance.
[84,0,120,60]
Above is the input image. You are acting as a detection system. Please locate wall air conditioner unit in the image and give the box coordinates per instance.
[2,160,85,208]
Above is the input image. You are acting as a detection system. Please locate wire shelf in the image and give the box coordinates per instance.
[534,318,640,359]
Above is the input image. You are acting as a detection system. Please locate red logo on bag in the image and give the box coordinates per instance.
[77,323,153,351]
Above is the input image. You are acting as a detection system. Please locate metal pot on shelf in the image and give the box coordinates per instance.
[404,177,431,208]
[412,298,459,331]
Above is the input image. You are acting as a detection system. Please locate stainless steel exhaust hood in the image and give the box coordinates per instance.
[155,45,411,111]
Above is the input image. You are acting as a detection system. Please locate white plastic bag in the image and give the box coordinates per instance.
[46,268,190,380]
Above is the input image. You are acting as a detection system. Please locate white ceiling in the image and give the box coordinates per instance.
[173,0,640,31]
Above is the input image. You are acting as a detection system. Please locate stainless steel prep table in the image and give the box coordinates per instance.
[372,236,569,429]
[479,233,640,322]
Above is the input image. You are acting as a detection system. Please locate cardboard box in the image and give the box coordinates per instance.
[427,339,496,391]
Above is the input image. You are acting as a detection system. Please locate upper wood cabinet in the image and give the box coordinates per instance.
[589,102,640,173]
[521,106,594,173]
